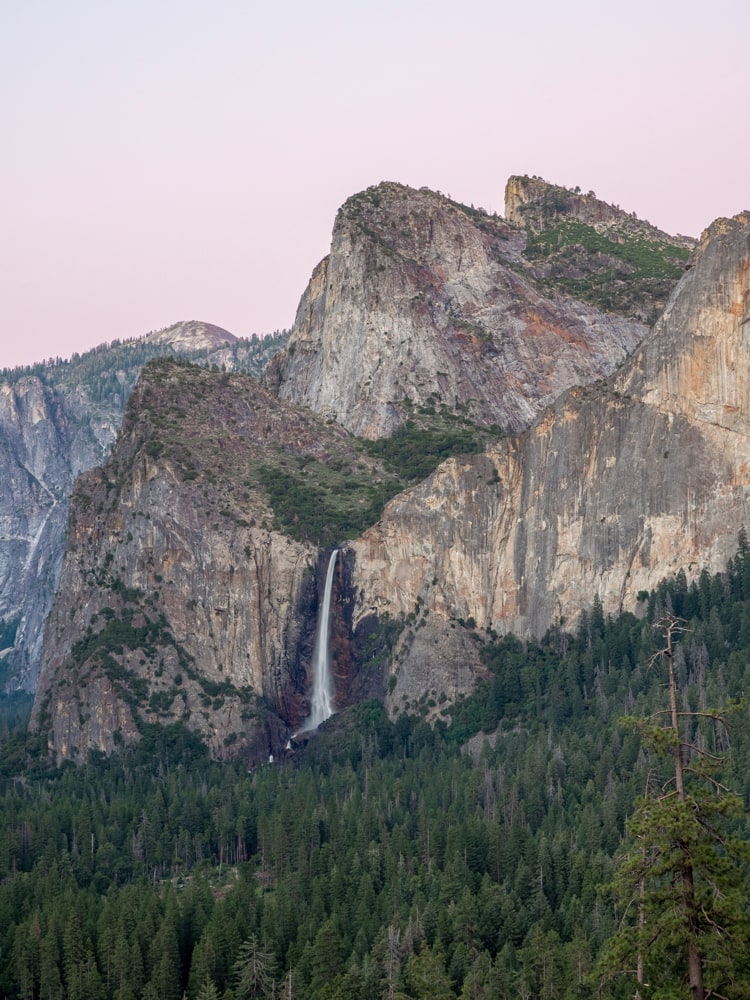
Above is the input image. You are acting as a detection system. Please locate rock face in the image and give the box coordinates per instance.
[267,182,647,439]
[144,320,239,352]
[348,214,750,701]
[0,323,286,692]
[505,175,696,324]
[30,362,387,761]
[0,375,125,693]
[30,183,748,761]
[505,175,693,243]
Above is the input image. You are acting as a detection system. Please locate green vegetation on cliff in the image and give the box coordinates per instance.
[252,455,401,549]
[254,409,495,548]
[125,360,496,550]
[524,219,691,321]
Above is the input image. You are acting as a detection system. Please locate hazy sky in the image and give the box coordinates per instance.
[2,0,747,369]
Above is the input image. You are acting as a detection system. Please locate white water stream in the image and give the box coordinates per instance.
[299,549,339,732]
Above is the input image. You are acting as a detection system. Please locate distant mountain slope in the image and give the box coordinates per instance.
[0,323,287,692]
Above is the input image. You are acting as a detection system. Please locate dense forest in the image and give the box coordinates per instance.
[2,541,750,999]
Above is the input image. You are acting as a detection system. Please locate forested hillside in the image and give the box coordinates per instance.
[2,544,750,999]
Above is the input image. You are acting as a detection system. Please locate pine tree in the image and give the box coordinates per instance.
[233,935,276,999]
[195,975,221,1000]
[404,945,454,1000]
[597,616,750,999]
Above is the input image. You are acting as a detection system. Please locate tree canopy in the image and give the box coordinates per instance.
[1,547,750,999]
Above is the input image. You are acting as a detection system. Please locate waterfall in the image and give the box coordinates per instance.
[299,549,339,732]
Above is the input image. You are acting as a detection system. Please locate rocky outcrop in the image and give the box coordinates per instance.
[0,323,286,692]
[30,361,385,762]
[620,213,750,428]
[144,320,239,352]
[505,175,693,246]
[267,182,647,440]
[348,213,750,696]
[0,376,120,693]
[505,175,696,324]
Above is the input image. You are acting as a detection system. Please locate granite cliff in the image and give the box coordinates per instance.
[267,182,655,439]
[0,323,286,693]
[10,178,676,700]
[348,212,750,713]
[30,361,394,760]
[266,178,694,438]
[30,178,739,762]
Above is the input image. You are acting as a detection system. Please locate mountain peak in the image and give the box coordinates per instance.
[268,181,646,440]
[144,320,237,352]
[504,174,695,248]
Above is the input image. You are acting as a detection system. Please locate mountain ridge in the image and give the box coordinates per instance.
[6,174,682,697]
[0,323,287,692]
[267,180,655,439]
[26,178,745,761]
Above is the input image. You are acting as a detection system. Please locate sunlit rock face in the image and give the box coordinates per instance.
[267,182,647,440]
[349,214,750,703]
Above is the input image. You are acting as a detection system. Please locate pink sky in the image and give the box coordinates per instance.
[2,0,747,369]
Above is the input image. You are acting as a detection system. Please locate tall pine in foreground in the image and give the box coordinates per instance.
[598,616,750,999]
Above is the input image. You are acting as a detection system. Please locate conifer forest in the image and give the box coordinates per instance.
[2,543,750,999]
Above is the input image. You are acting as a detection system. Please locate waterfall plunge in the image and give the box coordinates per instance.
[299,549,339,732]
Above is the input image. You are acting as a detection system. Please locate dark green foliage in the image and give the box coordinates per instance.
[252,414,492,547]
[0,551,749,998]
[252,459,400,549]
[526,221,689,279]
[0,693,34,741]
[524,219,690,319]
[233,935,276,998]
[597,617,750,997]
[363,418,484,482]
[602,785,750,997]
